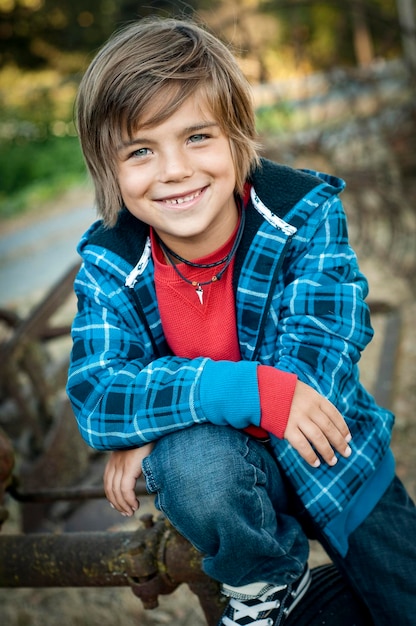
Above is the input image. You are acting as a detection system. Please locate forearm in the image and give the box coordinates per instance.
[68,355,263,450]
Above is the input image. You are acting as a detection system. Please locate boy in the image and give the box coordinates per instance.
[67,17,416,625]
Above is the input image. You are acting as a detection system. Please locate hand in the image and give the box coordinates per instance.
[104,443,154,516]
[284,380,352,468]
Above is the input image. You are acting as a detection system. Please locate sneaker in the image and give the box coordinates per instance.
[218,565,311,626]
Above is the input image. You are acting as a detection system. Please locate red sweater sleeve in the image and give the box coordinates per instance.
[257,365,298,439]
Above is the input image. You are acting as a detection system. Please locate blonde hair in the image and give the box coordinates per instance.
[76,17,259,227]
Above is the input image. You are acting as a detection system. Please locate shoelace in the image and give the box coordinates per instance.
[222,595,281,626]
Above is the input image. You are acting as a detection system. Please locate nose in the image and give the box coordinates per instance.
[159,148,193,183]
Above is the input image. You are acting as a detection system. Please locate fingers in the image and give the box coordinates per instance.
[104,444,154,515]
[105,467,139,517]
[103,451,141,517]
[283,427,322,468]
[320,396,352,445]
[290,413,352,468]
[285,381,353,468]
[308,403,352,465]
[285,423,352,468]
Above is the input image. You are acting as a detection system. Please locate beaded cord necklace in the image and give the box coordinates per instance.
[156,208,245,305]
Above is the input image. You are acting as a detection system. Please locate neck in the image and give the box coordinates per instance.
[154,206,246,297]
[155,198,239,261]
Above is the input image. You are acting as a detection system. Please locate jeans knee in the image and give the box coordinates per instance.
[176,449,243,502]
[146,425,255,516]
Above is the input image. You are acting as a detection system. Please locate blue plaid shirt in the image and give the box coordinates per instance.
[67,159,395,554]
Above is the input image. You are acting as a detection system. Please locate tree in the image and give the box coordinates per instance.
[351,0,375,66]
[0,0,212,70]
[0,0,406,73]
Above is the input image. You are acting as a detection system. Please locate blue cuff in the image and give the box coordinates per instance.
[199,360,261,429]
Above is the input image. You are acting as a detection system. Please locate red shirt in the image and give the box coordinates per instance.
[151,213,296,440]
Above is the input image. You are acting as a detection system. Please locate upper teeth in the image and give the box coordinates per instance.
[164,190,201,205]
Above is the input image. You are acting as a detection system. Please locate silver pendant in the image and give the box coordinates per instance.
[196,284,203,305]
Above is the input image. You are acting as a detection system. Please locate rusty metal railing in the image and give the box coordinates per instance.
[0,426,225,625]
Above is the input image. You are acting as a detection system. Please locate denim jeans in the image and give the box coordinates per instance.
[142,424,308,586]
[142,424,416,624]
[315,474,416,626]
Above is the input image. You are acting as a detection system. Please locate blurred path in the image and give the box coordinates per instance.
[0,187,94,310]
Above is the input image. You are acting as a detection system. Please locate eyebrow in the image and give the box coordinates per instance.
[118,121,219,150]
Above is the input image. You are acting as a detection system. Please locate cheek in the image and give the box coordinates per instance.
[118,171,142,199]
[217,144,237,179]
[218,157,237,190]
[204,150,234,182]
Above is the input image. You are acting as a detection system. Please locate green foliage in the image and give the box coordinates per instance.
[261,0,401,70]
[0,134,86,219]
[307,4,349,68]
[0,65,86,219]
[0,0,404,74]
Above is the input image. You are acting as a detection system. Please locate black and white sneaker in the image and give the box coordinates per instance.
[218,565,311,626]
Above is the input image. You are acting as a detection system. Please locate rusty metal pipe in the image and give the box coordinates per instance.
[0,517,224,625]
[0,514,167,589]
[0,261,80,368]
[0,517,174,588]
[0,531,135,587]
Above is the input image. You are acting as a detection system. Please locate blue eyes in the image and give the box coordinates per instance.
[128,134,210,159]
[188,134,208,142]
[132,147,151,157]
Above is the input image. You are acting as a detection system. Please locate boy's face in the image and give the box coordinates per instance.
[116,91,238,258]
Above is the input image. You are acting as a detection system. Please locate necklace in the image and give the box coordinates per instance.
[158,245,232,269]
[157,208,245,305]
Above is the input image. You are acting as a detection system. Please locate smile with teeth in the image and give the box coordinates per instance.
[162,188,203,205]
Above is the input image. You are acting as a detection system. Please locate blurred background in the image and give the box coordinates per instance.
[0,2,416,625]
[0,0,415,225]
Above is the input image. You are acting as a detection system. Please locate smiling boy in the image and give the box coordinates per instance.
[67,17,416,626]
[116,98,238,261]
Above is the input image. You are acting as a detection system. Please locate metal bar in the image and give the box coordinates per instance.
[0,517,197,589]
[0,428,15,527]
[7,479,149,503]
[0,261,80,368]
[0,531,133,587]
[0,430,14,489]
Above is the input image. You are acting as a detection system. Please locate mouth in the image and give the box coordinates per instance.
[159,187,206,206]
